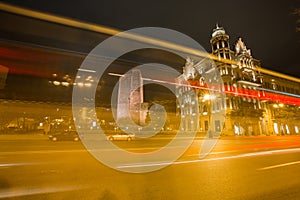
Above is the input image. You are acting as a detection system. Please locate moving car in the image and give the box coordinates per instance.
[48,117,79,141]
[48,130,79,141]
[107,132,135,141]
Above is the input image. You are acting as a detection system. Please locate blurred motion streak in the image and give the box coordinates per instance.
[109,72,300,106]
[0,185,89,199]
[117,147,300,169]
[0,2,299,83]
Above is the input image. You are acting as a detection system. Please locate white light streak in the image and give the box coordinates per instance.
[78,68,96,73]
[258,160,300,171]
[117,148,300,169]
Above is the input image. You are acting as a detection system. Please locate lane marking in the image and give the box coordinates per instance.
[2,147,300,170]
[258,161,300,171]
[0,145,195,155]
[0,149,86,155]
[0,163,35,167]
[0,185,89,198]
[117,148,300,169]
[187,150,238,156]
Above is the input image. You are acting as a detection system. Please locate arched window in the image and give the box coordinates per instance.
[199,77,205,86]
[203,105,208,112]
[213,43,217,51]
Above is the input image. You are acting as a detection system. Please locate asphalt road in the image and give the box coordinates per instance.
[0,134,300,200]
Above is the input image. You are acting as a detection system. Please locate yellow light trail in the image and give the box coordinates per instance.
[1,2,299,83]
[0,3,120,36]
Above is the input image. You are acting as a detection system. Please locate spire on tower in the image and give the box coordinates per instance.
[212,23,226,38]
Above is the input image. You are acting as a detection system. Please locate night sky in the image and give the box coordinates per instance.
[2,0,300,77]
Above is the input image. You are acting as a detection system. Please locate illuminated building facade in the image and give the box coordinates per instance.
[177,25,300,136]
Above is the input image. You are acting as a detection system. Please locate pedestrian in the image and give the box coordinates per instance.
[44,120,50,135]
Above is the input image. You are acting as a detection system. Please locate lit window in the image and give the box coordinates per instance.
[295,126,299,134]
[274,123,279,134]
[234,125,240,135]
[285,125,290,134]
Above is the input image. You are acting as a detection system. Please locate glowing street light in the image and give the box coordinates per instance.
[203,94,210,101]
[203,94,216,101]
[52,81,61,86]
[273,103,284,108]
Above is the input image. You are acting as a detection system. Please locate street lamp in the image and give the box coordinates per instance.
[49,74,72,87]
[202,94,216,102]
[203,94,210,101]
[273,103,284,108]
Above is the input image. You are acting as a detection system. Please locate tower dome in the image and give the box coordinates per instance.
[212,24,226,38]
[210,24,231,60]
